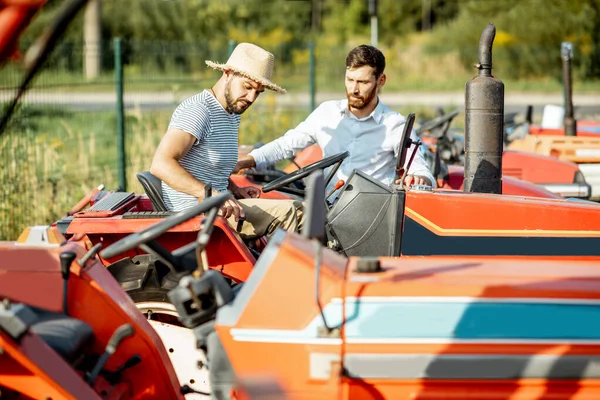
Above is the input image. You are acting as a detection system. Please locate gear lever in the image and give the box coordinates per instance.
[59,251,76,315]
[236,217,246,233]
[85,323,134,386]
[326,180,345,200]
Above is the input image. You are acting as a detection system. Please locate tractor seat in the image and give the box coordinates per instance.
[30,308,94,363]
[137,171,169,212]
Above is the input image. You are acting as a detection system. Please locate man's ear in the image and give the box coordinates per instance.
[378,73,387,88]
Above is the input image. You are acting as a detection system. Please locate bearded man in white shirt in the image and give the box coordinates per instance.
[233,44,435,195]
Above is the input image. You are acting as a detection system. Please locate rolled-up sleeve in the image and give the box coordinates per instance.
[248,106,321,169]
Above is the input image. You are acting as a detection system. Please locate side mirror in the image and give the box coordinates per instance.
[303,170,325,241]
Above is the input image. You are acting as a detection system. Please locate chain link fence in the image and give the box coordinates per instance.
[0,38,322,240]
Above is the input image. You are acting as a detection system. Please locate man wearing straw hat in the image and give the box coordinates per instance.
[234,44,434,196]
[150,42,303,239]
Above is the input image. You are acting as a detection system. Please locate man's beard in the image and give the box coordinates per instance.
[224,81,251,114]
[347,86,377,109]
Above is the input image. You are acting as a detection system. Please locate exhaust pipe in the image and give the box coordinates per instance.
[562,42,577,136]
[464,22,504,194]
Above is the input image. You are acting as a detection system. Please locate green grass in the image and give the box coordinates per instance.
[0,103,310,240]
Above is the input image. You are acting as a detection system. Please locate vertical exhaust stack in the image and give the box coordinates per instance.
[562,42,577,136]
[464,22,504,194]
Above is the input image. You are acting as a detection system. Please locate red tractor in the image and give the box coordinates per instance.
[503,42,600,200]
[8,166,600,399]
[4,4,600,398]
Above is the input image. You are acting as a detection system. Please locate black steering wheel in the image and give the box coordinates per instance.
[415,109,460,139]
[100,192,232,262]
[262,151,350,193]
[243,168,306,197]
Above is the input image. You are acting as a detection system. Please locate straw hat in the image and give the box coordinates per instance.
[205,43,286,94]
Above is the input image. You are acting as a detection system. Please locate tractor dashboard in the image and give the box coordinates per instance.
[326,169,407,257]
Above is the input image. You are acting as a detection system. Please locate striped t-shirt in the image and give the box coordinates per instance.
[162,90,241,211]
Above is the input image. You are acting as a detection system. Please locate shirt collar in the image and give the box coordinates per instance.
[339,96,385,123]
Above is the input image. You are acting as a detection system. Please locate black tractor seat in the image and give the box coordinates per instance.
[0,303,94,364]
[30,307,94,363]
[137,171,169,212]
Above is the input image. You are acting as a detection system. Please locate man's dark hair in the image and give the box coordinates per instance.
[345,45,386,78]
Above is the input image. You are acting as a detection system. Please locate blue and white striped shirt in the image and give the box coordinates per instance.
[162,90,240,211]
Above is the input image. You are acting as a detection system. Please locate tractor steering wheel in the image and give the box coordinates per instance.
[262,151,350,193]
[416,109,460,139]
[100,192,232,261]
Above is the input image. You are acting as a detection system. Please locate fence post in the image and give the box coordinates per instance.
[309,41,316,111]
[114,37,126,191]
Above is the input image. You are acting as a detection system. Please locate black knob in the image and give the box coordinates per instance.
[59,251,77,280]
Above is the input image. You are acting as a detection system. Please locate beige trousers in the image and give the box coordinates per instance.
[226,198,305,240]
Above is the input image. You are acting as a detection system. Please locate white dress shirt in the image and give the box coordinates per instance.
[248,98,435,195]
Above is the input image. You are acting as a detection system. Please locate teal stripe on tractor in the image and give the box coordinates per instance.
[231,299,600,342]
[337,300,600,340]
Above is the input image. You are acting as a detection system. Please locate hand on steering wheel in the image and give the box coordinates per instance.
[262,151,350,193]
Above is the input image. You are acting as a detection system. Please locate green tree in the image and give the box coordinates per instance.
[427,0,599,80]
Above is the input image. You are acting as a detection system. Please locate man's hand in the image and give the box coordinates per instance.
[232,156,257,174]
[233,186,261,199]
[219,198,245,221]
[396,175,432,190]
[231,162,244,174]
[228,175,261,199]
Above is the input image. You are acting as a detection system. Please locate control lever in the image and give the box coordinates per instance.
[86,323,135,386]
[400,139,423,186]
[181,385,210,396]
[194,206,220,276]
[184,276,205,311]
[77,242,102,266]
[102,354,142,384]
[236,217,246,233]
[59,251,76,315]
[326,180,345,200]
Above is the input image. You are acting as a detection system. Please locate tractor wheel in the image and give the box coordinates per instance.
[128,279,171,304]
[107,255,210,398]
[136,301,211,398]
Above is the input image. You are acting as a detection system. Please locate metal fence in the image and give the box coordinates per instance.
[0,38,326,240]
[0,36,593,239]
